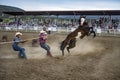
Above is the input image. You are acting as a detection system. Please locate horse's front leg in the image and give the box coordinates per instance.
[60,40,70,56]
[89,31,96,38]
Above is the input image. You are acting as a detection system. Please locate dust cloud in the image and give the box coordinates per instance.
[23,36,104,59]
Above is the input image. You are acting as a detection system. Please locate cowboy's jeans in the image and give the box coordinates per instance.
[12,44,27,59]
[40,43,50,53]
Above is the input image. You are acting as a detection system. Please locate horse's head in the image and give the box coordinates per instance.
[79,15,87,26]
[80,17,86,26]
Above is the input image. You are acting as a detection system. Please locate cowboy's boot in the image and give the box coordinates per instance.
[18,53,22,58]
[47,52,53,57]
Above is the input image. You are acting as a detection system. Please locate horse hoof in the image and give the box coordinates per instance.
[68,53,71,56]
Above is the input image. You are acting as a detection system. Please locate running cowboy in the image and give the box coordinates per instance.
[39,30,52,57]
[12,32,28,59]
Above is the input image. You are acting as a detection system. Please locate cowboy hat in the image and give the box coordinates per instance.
[40,30,47,34]
[15,32,22,36]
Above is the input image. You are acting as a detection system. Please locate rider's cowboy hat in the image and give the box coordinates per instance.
[15,32,22,36]
[40,30,47,34]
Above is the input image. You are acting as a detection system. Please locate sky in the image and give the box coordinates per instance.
[0,0,120,11]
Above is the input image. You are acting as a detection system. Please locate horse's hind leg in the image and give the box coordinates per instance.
[60,40,68,56]
[67,47,70,53]
[66,38,76,54]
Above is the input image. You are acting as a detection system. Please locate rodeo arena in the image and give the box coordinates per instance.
[0,5,120,80]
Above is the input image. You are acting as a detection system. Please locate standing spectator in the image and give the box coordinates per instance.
[39,30,52,57]
[12,32,27,59]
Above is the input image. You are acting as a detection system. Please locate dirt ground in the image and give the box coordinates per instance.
[0,31,120,80]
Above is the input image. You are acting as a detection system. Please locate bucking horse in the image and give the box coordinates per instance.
[60,16,96,56]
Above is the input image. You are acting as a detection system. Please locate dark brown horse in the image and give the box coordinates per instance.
[60,17,96,56]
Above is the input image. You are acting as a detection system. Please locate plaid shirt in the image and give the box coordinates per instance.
[39,33,47,44]
[12,37,21,45]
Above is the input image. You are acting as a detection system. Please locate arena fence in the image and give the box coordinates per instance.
[0,25,120,37]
